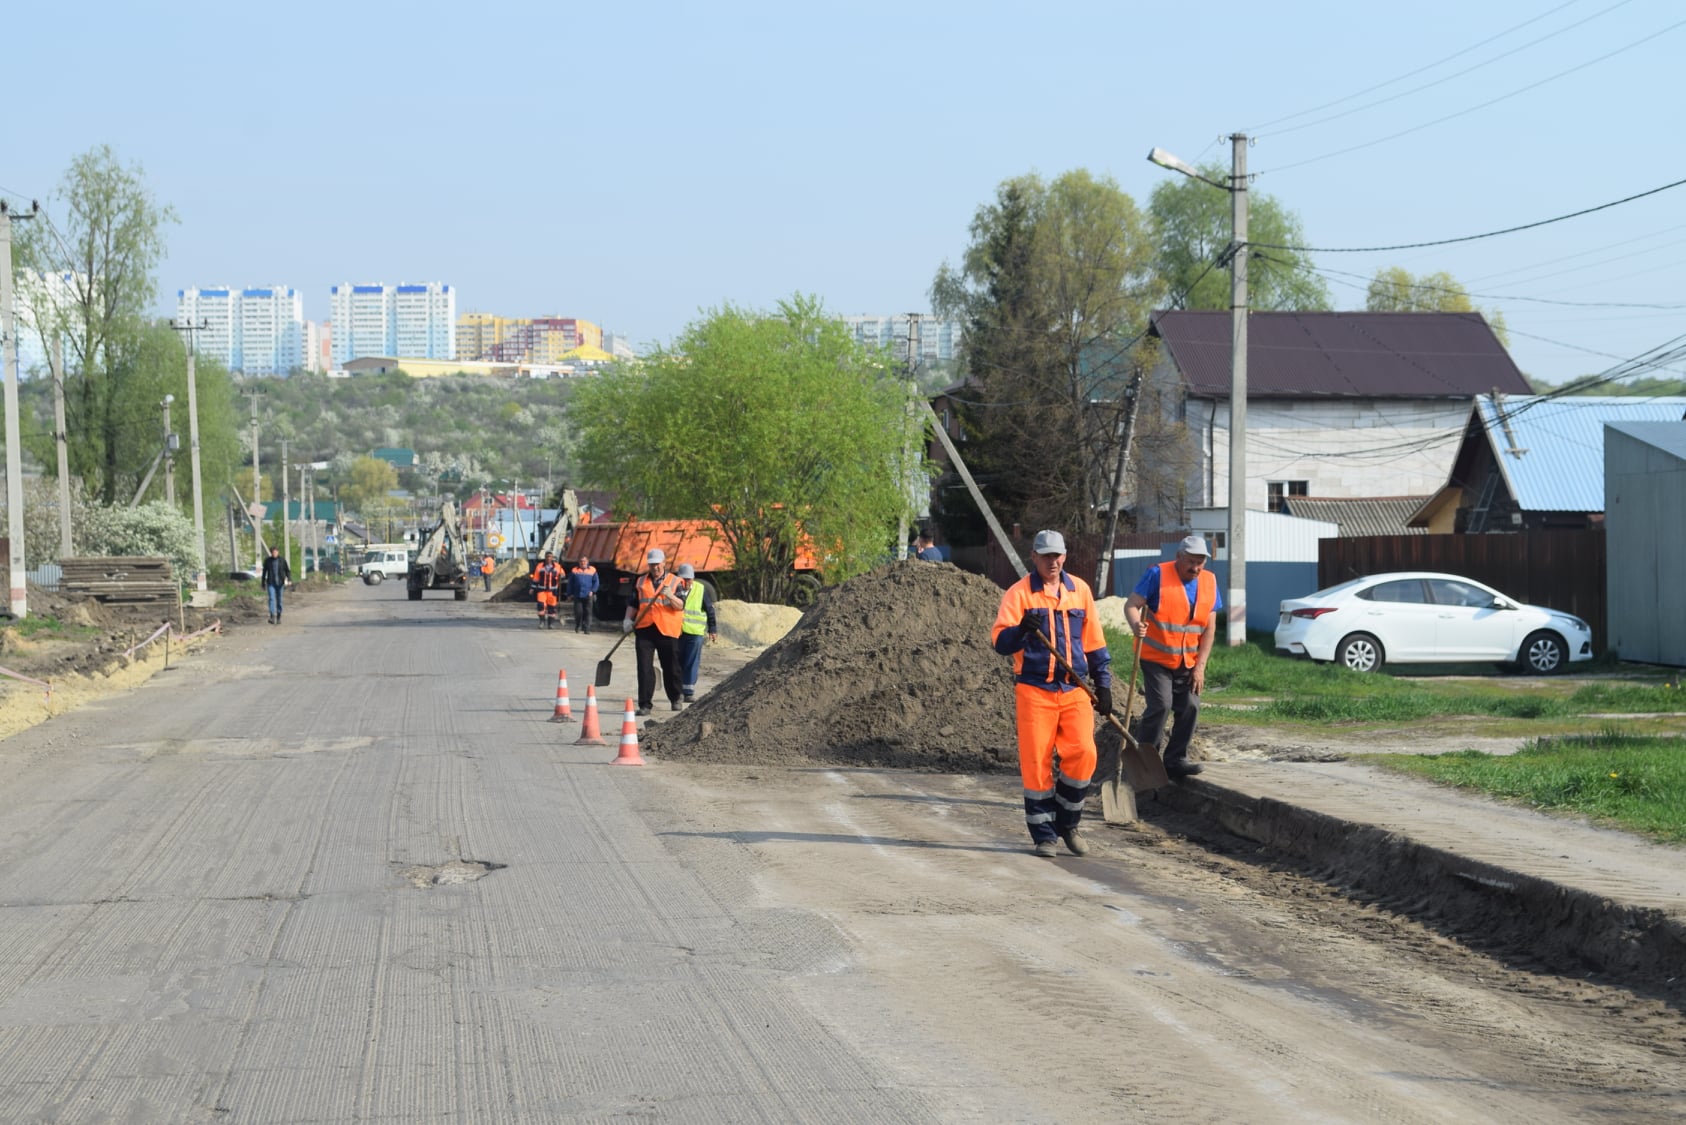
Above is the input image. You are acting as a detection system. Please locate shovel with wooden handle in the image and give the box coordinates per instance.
[595,598,655,687]
[1028,622,1169,817]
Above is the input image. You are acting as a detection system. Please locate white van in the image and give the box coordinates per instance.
[358,547,412,585]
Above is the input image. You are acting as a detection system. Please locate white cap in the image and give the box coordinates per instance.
[646,548,666,564]
[1031,529,1066,555]
[1179,534,1211,557]
[676,563,695,579]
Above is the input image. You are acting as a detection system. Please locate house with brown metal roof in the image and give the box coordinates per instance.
[1143,310,1531,531]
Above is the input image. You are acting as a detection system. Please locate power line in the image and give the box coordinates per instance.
[1242,0,1589,132]
[1260,15,1686,175]
[1250,174,1686,254]
[1291,259,1686,310]
[1255,0,1633,140]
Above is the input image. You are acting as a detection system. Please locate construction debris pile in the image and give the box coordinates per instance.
[642,562,1025,771]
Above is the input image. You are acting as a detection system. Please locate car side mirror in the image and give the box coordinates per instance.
[1489,598,1513,610]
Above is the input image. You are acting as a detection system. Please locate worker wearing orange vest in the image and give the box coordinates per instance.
[530,552,564,629]
[624,548,686,715]
[1124,535,1221,779]
[991,529,1113,858]
[479,553,495,592]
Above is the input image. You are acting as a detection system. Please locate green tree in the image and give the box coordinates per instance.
[338,456,399,520]
[1364,266,1509,345]
[1148,165,1329,311]
[570,295,918,602]
[932,169,1163,534]
[15,145,178,503]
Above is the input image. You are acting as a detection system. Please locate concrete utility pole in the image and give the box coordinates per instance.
[249,392,262,569]
[281,439,289,567]
[51,338,71,559]
[169,318,210,592]
[1227,133,1249,648]
[162,395,176,506]
[1,199,39,619]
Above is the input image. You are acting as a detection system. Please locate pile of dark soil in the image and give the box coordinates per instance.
[641,562,1026,772]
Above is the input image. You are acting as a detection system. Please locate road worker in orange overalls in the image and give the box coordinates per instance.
[530,551,563,629]
[991,529,1113,858]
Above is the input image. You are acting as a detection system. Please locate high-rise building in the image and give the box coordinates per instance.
[841,314,963,363]
[455,313,603,363]
[175,286,305,375]
[11,270,80,375]
[331,282,456,364]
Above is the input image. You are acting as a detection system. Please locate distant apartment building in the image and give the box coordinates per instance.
[602,333,639,360]
[330,282,455,364]
[455,314,604,363]
[175,286,305,375]
[11,269,80,374]
[301,320,333,373]
[842,314,962,363]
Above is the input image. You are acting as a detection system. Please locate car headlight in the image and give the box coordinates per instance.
[1557,615,1589,632]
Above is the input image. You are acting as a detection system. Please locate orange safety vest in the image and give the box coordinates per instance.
[1141,561,1217,669]
[481,556,494,575]
[531,562,562,591]
[635,571,684,638]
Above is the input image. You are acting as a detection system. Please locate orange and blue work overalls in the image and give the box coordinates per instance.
[991,570,1113,844]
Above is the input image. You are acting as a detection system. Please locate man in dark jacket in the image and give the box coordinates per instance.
[568,555,600,634]
[261,546,292,625]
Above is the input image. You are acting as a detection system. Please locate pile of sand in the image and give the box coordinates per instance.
[642,562,1026,772]
[713,600,801,648]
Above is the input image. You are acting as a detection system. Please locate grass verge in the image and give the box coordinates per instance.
[1366,732,1686,844]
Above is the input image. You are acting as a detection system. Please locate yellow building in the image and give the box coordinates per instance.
[455,313,603,364]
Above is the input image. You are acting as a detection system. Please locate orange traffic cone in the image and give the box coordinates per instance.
[548,669,573,722]
[574,684,609,746]
[611,698,645,766]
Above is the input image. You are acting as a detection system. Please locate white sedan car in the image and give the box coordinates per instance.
[1275,572,1594,674]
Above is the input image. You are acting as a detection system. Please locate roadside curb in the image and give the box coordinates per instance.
[1158,776,1686,1006]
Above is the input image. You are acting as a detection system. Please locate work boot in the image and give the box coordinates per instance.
[1033,840,1059,858]
[682,693,694,704]
[1166,757,1204,779]
[670,700,683,711]
[1061,828,1091,857]
[636,706,652,717]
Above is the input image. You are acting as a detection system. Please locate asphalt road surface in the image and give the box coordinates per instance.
[0,583,1679,1123]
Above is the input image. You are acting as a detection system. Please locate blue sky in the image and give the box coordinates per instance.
[4,0,1682,386]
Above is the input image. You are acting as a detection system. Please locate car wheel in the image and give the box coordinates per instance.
[1335,633,1384,673]
[365,571,382,585]
[1519,630,1566,674]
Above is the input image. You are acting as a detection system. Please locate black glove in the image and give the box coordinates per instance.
[1018,611,1042,641]
[1094,684,1114,716]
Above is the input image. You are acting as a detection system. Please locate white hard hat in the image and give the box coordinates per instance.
[646,548,665,565]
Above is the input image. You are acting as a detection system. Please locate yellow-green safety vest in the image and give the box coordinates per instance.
[681,580,708,635]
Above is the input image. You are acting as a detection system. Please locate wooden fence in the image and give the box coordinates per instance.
[1318,531,1608,652]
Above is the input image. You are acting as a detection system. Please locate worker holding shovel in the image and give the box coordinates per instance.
[991,529,1113,858]
[1124,535,1220,779]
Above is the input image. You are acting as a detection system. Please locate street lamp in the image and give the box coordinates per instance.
[1147,134,1249,647]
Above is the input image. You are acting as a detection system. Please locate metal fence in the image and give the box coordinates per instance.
[1318,531,1608,652]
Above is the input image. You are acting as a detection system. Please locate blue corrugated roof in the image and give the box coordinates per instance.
[1479,396,1686,511]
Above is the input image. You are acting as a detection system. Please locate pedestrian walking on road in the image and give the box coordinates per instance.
[530,552,564,629]
[1124,535,1220,779]
[990,529,1113,858]
[480,553,495,592]
[262,546,292,625]
[625,548,685,715]
[673,563,717,703]
[568,555,599,634]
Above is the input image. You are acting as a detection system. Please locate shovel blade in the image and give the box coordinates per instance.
[595,659,613,687]
[1100,774,1138,824]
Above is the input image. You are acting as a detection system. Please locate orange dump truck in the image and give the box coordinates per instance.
[564,518,820,616]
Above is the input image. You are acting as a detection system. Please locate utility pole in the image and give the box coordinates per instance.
[899,313,921,559]
[169,318,210,592]
[162,395,176,506]
[1,199,40,619]
[51,338,71,559]
[281,438,289,568]
[248,391,262,568]
[1226,132,1249,648]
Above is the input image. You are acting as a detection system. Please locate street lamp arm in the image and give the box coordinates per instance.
[1146,147,1230,192]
